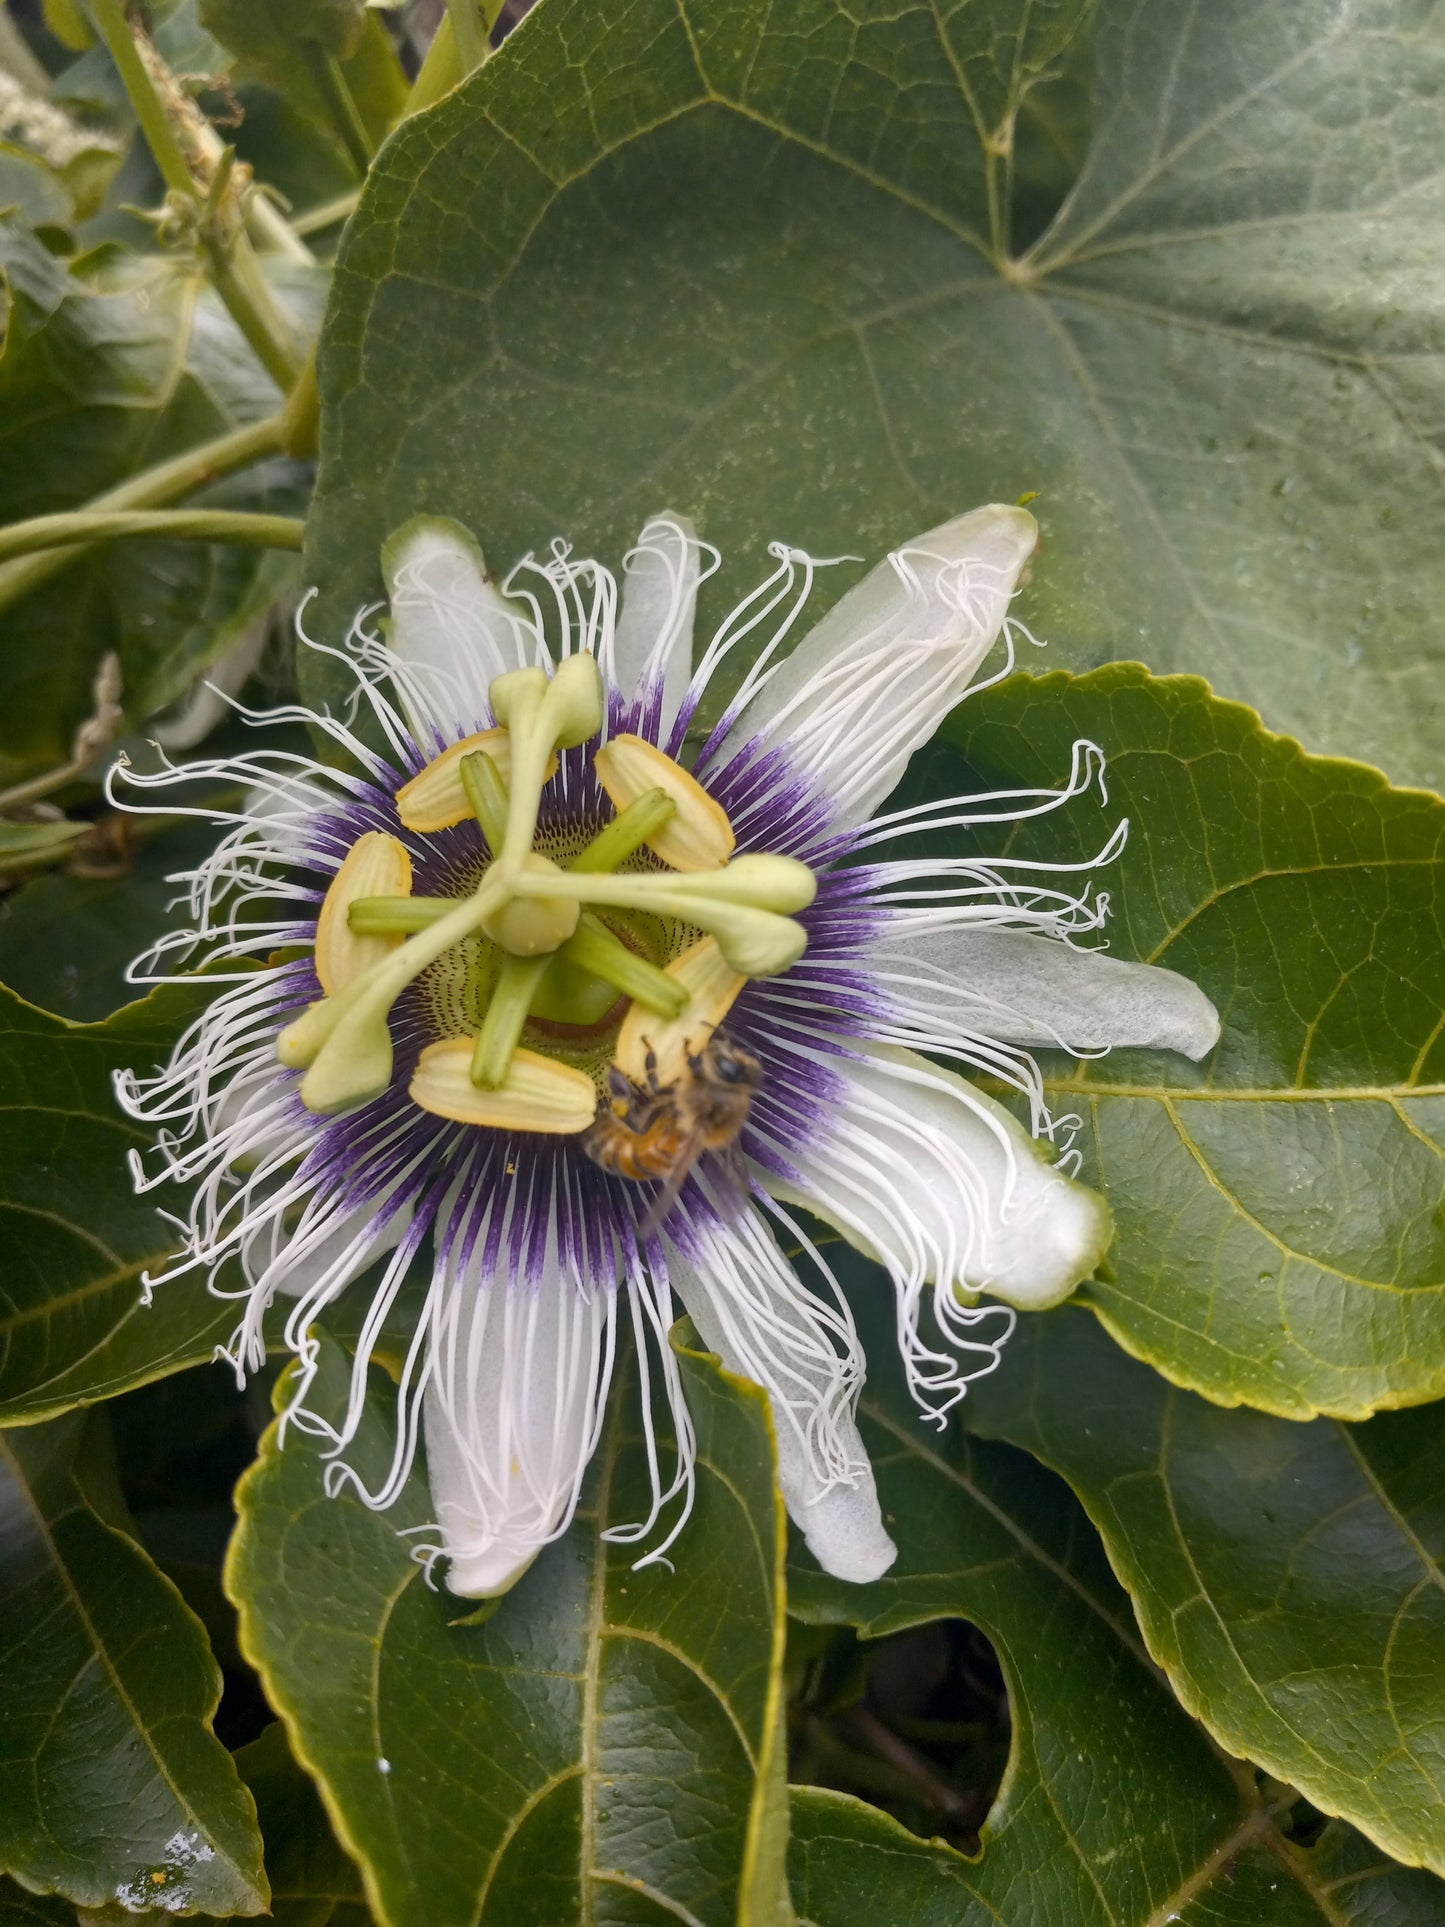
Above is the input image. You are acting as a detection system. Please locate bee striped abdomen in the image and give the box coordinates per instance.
[583,1109,691,1180]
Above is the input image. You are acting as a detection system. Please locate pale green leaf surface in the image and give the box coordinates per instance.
[309,0,1445,786]
[225,1331,793,1927]
[0,1411,267,1916]
[912,666,1445,1420]
[964,1303,1445,1877]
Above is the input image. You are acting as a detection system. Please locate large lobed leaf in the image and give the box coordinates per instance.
[309,0,1445,789]
[922,665,1445,1421]
[225,1330,793,1927]
[0,1410,267,1916]
[784,1275,1445,1919]
[965,1302,1445,1880]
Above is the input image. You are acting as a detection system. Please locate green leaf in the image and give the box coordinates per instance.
[788,1795,1445,1925]
[920,665,1445,1420]
[1307,1821,1445,1925]
[0,818,89,877]
[0,980,239,1426]
[200,0,368,64]
[0,819,220,1022]
[197,1,406,153]
[235,1723,375,1926]
[965,1303,1445,1877]
[40,0,92,53]
[308,0,1445,787]
[0,1410,268,1916]
[781,1284,1445,1920]
[0,142,73,232]
[226,1328,794,1927]
[785,1336,1250,1916]
[0,218,319,782]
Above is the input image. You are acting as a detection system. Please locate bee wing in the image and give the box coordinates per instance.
[637,1128,707,1242]
[703,1139,753,1226]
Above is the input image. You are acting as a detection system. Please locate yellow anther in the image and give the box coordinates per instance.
[616,936,746,1086]
[314,833,413,996]
[410,1041,596,1131]
[395,729,556,834]
[593,733,735,872]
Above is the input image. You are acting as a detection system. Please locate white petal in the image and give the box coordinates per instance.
[726,505,1036,830]
[268,1197,414,1300]
[763,1043,1110,1317]
[875,926,1221,1059]
[666,1207,896,1584]
[423,1256,616,1597]
[381,516,542,746]
[608,513,701,739]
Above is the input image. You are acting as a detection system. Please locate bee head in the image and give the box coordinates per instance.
[700,1034,764,1091]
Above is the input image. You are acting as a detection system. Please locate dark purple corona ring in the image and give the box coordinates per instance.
[114,507,1218,1596]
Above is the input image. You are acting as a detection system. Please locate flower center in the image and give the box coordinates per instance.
[277,654,816,1127]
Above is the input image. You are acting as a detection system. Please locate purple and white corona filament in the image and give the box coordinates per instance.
[114,505,1219,1595]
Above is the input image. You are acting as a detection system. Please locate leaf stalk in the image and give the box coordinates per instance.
[0,510,306,567]
[0,414,289,618]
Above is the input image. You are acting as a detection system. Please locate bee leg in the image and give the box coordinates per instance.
[606,1066,632,1104]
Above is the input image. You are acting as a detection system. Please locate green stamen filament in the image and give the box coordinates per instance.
[560,913,689,1016]
[300,655,812,1114]
[472,953,551,1089]
[283,867,510,1111]
[571,788,676,873]
[348,898,451,935]
[493,656,604,868]
[460,749,509,851]
[514,854,815,916]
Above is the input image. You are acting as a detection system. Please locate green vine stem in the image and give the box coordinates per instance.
[85,0,191,195]
[86,0,306,388]
[446,0,487,76]
[196,153,305,391]
[291,189,361,239]
[298,40,375,174]
[0,414,288,619]
[130,21,313,264]
[0,509,306,567]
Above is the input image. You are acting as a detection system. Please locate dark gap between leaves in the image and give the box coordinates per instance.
[787,1617,1011,1855]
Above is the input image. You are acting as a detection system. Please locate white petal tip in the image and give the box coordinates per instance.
[381,513,488,583]
[1174,983,1222,1060]
[926,501,1037,569]
[984,1179,1113,1312]
[440,1540,541,1599]
[790,1477,898,1584]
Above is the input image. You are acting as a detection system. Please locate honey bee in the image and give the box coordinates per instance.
[583,1033,763,1236]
